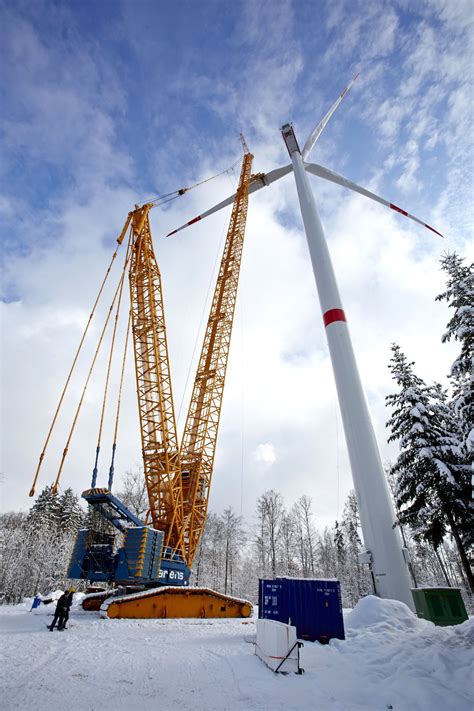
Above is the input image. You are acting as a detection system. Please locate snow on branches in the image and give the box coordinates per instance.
[436,252,473,453]
[386,343,473,591]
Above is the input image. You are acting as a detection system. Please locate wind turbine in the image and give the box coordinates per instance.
[167,76,443,611]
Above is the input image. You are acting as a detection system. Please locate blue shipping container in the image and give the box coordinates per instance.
[258,577,345,643]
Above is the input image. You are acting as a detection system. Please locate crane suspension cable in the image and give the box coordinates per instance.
[107,307,132,491]
[176,209,230,429]
[91,234,132,487]
[51,243,132,495]
[29,243,124,497]
[137,158,241,209]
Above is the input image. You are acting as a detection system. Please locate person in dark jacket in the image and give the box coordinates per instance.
[49,590,74,631]
[58,589,74,630]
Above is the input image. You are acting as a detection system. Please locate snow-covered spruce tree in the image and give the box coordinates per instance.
[436,253,473,454]
[437,253,473,556]
[386,344,473,591]
[27,485,61,531]
[27,486,83,535]
[59,488,84,533]
[334,520,346,574]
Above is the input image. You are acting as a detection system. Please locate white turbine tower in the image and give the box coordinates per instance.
[167,76,443,611]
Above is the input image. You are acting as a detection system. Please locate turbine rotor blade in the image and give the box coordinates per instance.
[249,163,293,192]
[305,162,444,237]
[166,194,235,237]
[302,73,360,161]
[166,164,292,236]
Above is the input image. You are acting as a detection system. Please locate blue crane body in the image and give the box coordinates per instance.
[67,488,190,587]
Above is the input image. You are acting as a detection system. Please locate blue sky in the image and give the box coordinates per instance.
[1,0,472,519]
[3,0,471,249]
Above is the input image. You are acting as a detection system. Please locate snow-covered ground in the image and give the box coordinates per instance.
[1,595,472,711]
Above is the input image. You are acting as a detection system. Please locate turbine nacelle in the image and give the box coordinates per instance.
[281,123,300,156]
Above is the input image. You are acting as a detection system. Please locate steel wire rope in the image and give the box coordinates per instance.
[176,198,234,432]
[30,242,124,497]
[107,307,132,491]
[129,157,244,520]
[138,159,241,209]
[336,404,340,520]
[51,243,132,495]
[239,290,245,519]
[91,234,132,488]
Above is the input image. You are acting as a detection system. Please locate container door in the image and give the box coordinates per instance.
[258,580,285,623]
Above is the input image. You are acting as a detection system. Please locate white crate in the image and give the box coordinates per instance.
[256,618,302,673]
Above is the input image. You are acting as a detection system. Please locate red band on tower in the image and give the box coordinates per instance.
[323,309,346,327]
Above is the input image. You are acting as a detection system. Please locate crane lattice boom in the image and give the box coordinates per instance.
[129,205,185,558]
[179,149,253,565]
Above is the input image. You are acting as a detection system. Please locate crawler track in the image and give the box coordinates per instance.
[100,586,253,619]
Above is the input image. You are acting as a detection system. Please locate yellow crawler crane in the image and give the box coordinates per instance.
[33,140,254,619]
[105,141,254,618]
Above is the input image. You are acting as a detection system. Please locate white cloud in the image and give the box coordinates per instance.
[253,443,276,466]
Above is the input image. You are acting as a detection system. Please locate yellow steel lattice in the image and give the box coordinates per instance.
[128,205,184,557]
[179,150,253,564]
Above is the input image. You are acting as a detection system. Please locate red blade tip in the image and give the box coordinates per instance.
[425,224,444,238]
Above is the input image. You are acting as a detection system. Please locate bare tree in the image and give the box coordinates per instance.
[293,495,317,576]
[117,466,149,520]
[279,512,298,575]
[222,508,246,595]
[256,490,284,578]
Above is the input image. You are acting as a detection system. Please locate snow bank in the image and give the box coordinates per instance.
[345,594,430,632]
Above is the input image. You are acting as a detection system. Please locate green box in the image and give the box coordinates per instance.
[411,587,468,626]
